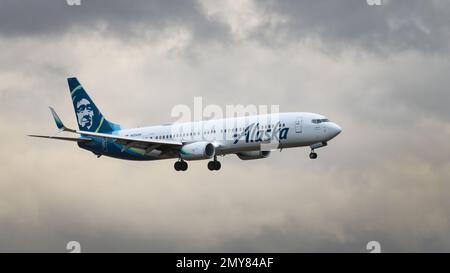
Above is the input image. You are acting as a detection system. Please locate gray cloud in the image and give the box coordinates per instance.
[256,0,450,54]
[3,0,450,54]
[0,0,228,42]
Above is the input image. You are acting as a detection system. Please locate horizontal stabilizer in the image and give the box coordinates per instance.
[28,135,92,143]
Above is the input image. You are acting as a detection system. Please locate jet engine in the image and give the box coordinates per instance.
[180,142,216,160]
[236,150,271,160]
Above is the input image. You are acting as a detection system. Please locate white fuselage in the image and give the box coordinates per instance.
[115,112,341,159]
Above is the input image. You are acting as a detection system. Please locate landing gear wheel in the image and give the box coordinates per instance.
[208,161,215,171]
[214,161,221,170]
[175,160,188,171]
[208,160,221,171]
[309,152,318,159]
[180,161,188,171]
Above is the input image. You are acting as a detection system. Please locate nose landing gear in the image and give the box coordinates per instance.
[309,142,326,160]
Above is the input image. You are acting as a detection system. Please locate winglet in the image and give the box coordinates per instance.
[49,107,75,132]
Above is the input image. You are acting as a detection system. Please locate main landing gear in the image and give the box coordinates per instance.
[207,156,221,171]
[174,160,188,171]
[309,150,318,159]
[174,157,222,171]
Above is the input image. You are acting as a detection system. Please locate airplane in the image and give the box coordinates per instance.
[29,78,342,171]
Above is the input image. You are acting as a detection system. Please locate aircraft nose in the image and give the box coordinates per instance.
[327,122,342,139]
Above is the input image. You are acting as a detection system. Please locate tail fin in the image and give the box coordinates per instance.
[67,77,121,133]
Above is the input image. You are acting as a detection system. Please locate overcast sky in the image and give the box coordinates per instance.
[1,0,450,252]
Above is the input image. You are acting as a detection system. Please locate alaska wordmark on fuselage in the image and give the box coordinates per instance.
[29,78,342,171]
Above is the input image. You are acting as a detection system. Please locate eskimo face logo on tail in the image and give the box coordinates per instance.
[76,98,94,130]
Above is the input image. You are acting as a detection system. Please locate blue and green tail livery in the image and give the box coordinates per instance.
[68,77,121,133]
[49,106,65,130]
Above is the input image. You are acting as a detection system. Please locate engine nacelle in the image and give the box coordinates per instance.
[236,150,271,160]
[180,142,216,160]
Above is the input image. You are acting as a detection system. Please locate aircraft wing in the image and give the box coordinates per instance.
[76,130,183,152]
[29,107,183,154]
[29,131,182,153]
[28,135,93,143]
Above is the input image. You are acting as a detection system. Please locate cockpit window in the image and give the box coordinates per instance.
[312,119,330,124]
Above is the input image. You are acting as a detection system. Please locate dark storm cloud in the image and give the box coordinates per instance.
[257,0,450,53]
[2,0,450,54]
[0,0,228,41]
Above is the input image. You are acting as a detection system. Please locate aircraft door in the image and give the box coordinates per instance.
[295,117,302,133]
